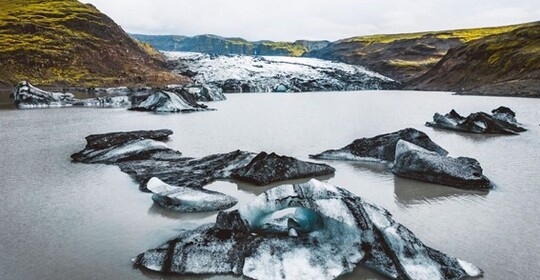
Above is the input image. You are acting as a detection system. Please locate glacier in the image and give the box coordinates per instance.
[164,52,399,94]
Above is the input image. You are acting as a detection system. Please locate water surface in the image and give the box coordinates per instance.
[0,91,538,280]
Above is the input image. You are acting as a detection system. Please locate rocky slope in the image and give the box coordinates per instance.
[165,52,398,93]
[132,34,330,57]
[0,0,187,87]
[409,22,540,97]
[307,23,533,82]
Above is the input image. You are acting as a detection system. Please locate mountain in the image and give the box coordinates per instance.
[306,23,533,82]
[408,23,540,97]
[131,34,330,57]
[0,0,187,88]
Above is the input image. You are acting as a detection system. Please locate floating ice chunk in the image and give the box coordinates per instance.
[134,179,482,280]
[146,177,238,212]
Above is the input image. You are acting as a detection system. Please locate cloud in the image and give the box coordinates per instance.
[83,0,540,41]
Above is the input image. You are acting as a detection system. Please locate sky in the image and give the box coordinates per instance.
[83,0,540,41]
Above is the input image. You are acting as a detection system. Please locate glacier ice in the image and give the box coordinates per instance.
[72,130,336,212]
[164,51,399,94]
[134,179,483,280]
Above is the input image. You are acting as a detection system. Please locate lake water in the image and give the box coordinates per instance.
[0,91,538,280]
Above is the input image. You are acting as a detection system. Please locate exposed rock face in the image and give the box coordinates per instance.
[310,128,448,163]
[165,52,398,94]
[129,91,214,113]
[134,179,483,280]
[146,177,238,212]
[306,22,532,85]
[72,130,336,212]
[392,140,493,190]
[232,152,336,185]
[426,108,526,134]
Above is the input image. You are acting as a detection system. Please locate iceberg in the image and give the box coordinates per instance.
[72,130,336,212]
[426,107,526,134]
[310,128,448,163]
[134,179,483,280]
[129,90,214,113]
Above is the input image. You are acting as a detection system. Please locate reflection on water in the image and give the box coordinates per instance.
[426,126,519,143]
[0,91,539,280]
[393,176,489,207]
[147,203,217,221]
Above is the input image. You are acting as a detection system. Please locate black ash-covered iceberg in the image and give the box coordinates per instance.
[129,90,214,113]
[392,140,493,190]
[134,179,483,280]
[232,152,336,185]
[72,130,335,212]
[310,128,448,163]
[11,81,131,109]
[311,128,492,190]
[12,81,75,108]
[426,107,526,134]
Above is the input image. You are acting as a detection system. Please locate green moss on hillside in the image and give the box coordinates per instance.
[343,23,533,45]
[0,0,184,87]
[410,23,540,96]
[260,42,308,57]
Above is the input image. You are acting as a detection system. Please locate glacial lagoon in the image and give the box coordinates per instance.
[0,90,539,279]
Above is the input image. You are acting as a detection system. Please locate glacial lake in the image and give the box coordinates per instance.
[0,91,539,280]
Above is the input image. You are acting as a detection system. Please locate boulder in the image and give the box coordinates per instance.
[134,179,483,280]
[310,128,448,163]
[426,107,526,134]
[391,140,492,190]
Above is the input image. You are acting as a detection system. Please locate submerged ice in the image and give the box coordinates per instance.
[134,179,483,280]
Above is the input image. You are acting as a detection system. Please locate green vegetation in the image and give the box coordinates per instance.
[410,23,540,96]
[0,0,181,87]
[388,57,441,68]
[343,22,535,45]
[259,42,307,56]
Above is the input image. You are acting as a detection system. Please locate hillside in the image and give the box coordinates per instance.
[131,34,330,57]
[409,23,540,97]
[0,0,187,88]
[306,23,533,82]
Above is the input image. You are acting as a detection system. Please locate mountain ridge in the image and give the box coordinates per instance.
[408,22,540,97]
[305,22,536,82]
[131,34,330,57]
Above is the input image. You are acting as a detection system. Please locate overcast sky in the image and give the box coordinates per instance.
[83,0,540,41]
